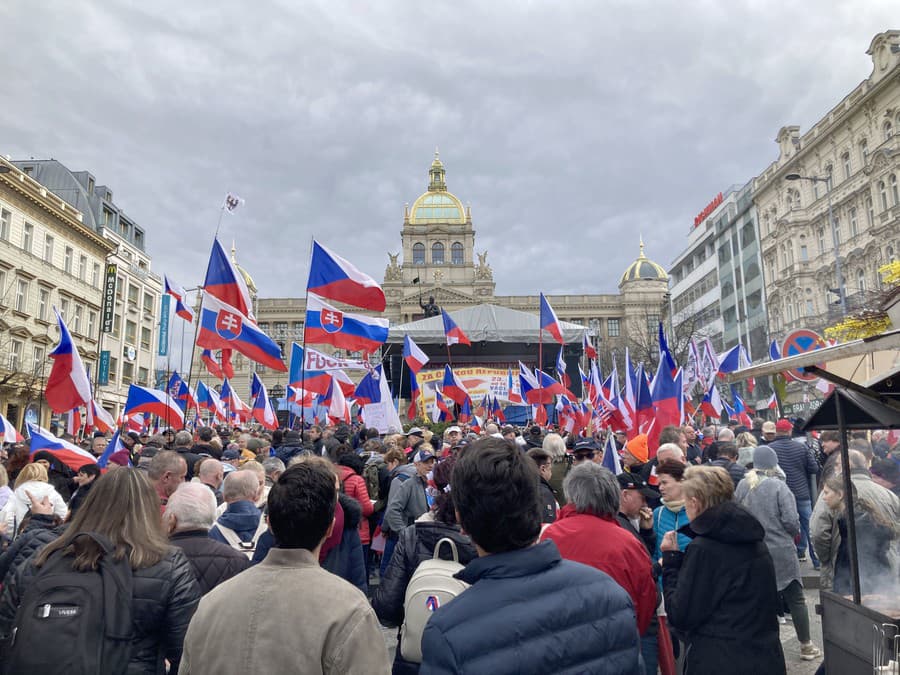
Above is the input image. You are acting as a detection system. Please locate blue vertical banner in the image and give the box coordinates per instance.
[158,294,170,356]
[98,350,110,386]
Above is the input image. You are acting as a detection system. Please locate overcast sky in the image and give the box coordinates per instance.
[2,2,896,298]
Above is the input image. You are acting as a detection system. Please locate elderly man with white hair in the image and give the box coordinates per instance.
[208,471,267,554]
[165,483,250,595]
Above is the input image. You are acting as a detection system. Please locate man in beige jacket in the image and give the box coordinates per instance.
[179,458,391,675]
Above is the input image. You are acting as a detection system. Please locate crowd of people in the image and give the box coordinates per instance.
[0,414,897,673]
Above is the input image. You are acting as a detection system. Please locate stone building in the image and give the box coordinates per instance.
[207,153,670,401]
[0,158,114,430]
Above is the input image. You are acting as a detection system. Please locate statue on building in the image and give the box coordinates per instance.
[420,295,440,317]
[475,250,493,280]
[385,251,402,281]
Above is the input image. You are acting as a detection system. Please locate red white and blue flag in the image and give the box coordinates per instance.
[197,291,286,371]
[458,396,473,425]
[197,381,227,421]
[353,366,384,407]
[601,432,622,475]
[201,349,224,379]
[539,293,564,344]
[97,430,127,469]
[27,423,97,471]
[555,347,570,388]
[441,309,471,347]
[322,374,351,425]
[305,293,389,355]
[203,238,255,320]
[124,384,185,427]
[507,367,522,403]
[700,381,723,419]
[658,322,677,374]
[432,389,453,423]
[289,343,331,396]
[86,399,115,435]
[583,333,597,361]
[441,365,469,406]
[407,370,420,420]
[307,241,386,312]
[767,392,779,413]
[66,408,82,438]
[403,335,429,373]
[164,275,194,322]
[650,360,683,456]
[0,412,22,443]
[250,373,278,430]
[717,343,750,378]
[46,309,92,413]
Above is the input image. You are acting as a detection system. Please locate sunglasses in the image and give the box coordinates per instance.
[574,452,595,460]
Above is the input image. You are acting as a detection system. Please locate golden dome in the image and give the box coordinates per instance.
[408,150,467,225]
[620,238,668,285]
[231,241,258,297]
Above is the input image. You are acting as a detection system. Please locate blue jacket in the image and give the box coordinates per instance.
[209,500,262,544]
[768,437,818,501]
[420,540,642,675]
[652,502,692,561]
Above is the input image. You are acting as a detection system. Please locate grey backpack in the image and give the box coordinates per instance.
[400,537,470,663]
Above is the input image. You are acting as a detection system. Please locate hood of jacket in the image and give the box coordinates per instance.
[458,539,560,584]
[338,453,365,476]
[217,500,261,535]
[338,492,361,530]
[391,463,417,480]
[681,500,764,544]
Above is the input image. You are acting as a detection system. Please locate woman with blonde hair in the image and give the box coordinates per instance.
[542,432,569,506]
[735,431,758,468]
[6,462,68,536]
[661,465,786,674]
[0,468,201,672]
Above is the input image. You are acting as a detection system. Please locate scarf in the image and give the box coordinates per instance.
[661,498,684,512]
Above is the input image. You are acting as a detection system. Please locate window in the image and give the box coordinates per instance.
[59,296,69,320]
[125,319,137,344]
[292,321,304,336]
[108,357,118,383]
[646,314,660,334]
[134,229,144,250]
[884,121,894,142]
[15,279,28,313]
[451,242,464,265]
[138,367,149,386]
[122,362,134,386]
[32,346,45,374]
[0,209,10,241]
[891,174,899,206]
[880,181,889,211]
[44,235,54,263]
[22,223,33,254]
[273,321,288,337]
[111,312,121,338]
[813,180,820,200]
[78,255,87,281]
[73,304,83,333]
[0,268,5,305]
[64,246,73,274]
[867,196,875,227]
[92,263,100,288]
[607,318,620,338]
[849,207,858,237]
[8,340,22,371]
[787,302,794,322]
[857,268,866,293]
[841,151,851,180]
[127,284,138,306]
[860,139,869,166]
[799,245,808,261]
[412,243,425,265]
[431,242,444,264]
[888,246,896,263]
[143,292,153,315]
[141,326,151,350]
[115,276,124,301]
[88,310,96,336]
[38,288,49,321]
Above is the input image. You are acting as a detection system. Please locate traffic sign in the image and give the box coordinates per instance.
[781,329,826,382]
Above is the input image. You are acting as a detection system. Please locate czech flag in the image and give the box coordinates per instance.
[458,396,472,425]
[432,389,453,423]
[700,381,723,419]
[87,399,116,435]
[164,275,194,322]
[201,349,224,379]
[658,323,677,374]
[491,396,505,422]
[66,408,82,438]
[441,365,469,406]
[322,375,350,424]
[304,293,389,355]
[250,373,278,430]
[46,309,92,413]
[403,335,429,373]
[0,412,23,443]
[555,347,570,388]
[203,238,255,320]
[507,367,522,403]
[407,370,420,420]
[601,432,622,475]
[27,423,97,471]
[650,361,682,456]
[353,366,383,406]
[539,293,564,345]
[197,291,286,371]
[97,430,126,469]
[583,333,598,361]
[717,343,750,377]
[307,240,386,312]
[634,364,654,433]
[124,384,185,427]
[441,309,470,347]
[767,392,779,413]
[197,381,227,420]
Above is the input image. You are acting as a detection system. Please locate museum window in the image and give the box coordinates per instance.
[412,243,425,265]
[841,151,851,180]
[0,208,9,241]
[432,242,444,264]
[607,318,620,338]
[22,223,33,254]
[15,279,28,313]
[879,181,888,211]
[646,314,659,334]
[451,242,464,265]
[849,207,858,237]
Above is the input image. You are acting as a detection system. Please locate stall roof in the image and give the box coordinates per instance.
[387,304,586,344]
[799,388,900,431]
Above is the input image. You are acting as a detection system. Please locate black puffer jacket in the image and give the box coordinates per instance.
[372,519,477,628]
[0,544,201,674]
[0,514,63,586]
[169,529,250,595]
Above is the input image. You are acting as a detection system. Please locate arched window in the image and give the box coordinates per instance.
[880,181,889,211]
[857,268,866,293]
[884,121,894,142]
[412,242,425,265]
[887,245,896,262]
[849,207,858,237]
[841,151,851,180]
[431,242,444,264]
[866,196,875,227]
[451,242,464,265]
[891,174,899,205]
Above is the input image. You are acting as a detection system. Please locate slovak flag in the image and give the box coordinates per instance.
[197,291,287,371]
[403,335,429,373]
[204,238,255,320]
[164,275,194,322]
[250,373,278,430]
[97,430,126,469]
[124,384,185,427]
[45,309,92,413]
[0,412,22,443]
[201,349,224,379]
[539,293,564,344]
[441,365,469,406]
[353,366,383,407]
[305,293,389,355]
[700,381,723,419]
[583,333,597,361]
[507,367,522,404]
[27,423,97,471]
[441,309,471,347]
[307,241,386,312]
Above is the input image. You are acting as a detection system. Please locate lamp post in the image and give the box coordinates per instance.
[785,173,846,317]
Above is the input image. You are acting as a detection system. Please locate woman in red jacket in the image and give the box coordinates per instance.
[335,446,375,572]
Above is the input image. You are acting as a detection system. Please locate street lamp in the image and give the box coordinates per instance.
[785,172,846,316]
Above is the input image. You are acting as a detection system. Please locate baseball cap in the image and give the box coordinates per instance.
[761,421,776,434]
[573,439,601,455]
[445,425,461,435]
[413,449,436,463]
[407,427,424,438]
[617,473,658,498]
[222,448,241,460]
[775,418,793,433]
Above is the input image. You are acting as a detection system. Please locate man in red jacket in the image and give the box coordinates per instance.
[541,462,657,636]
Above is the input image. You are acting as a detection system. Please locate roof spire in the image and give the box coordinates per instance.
[231,239,237,262]
[638,235,645,258]
[428,149,446,192]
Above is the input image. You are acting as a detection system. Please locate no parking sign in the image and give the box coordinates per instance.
[781,329,826,382]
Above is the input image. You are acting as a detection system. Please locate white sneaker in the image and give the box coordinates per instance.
[800,643,821,661]
[777,616,786,624]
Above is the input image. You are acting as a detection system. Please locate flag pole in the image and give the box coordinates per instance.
[538,324,543,427]
[299,237,315,432]
[182,287,203,431]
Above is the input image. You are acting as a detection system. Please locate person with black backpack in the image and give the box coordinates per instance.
[0,468,201,674]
